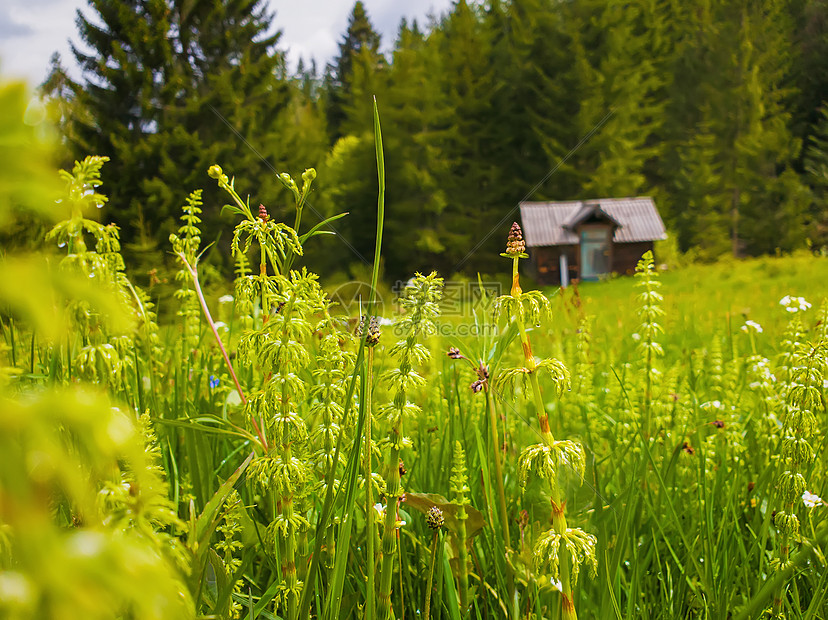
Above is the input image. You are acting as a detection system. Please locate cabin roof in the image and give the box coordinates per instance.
[519,197,667,247]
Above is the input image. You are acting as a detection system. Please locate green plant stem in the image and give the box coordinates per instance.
[398,531,405,620]
[424,531,439,620]
[276,293,300,620]
[772,519,792,616]
[177,253,269,453]
[260,243,268,319]
[739,525,828,620]
[365,97,385,620]
[485,388,511,543]
[369,95,385,311]
[377,418,403,620]
[485,386,517,615]
[456,504,469,614]
[283,493,299,620]
[365,346,376,620]
[374,95,399,620]
[511,256,577,620]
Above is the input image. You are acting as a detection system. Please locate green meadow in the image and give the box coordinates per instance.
[2,86,828,620]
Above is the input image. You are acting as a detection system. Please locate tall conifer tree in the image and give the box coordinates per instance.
[325,1,383,142]
[46,0,291,271]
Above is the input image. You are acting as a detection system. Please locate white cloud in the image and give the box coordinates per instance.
[0,0,80,85]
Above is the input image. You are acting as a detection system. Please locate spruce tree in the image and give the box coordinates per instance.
[789,0,828,161]
[46,0,292,274]
[316,2,387,278]
[565,0,668,198]
[804,105,828,246]
[499,0,582,201]
[661,0,807,255]
[325,1,383,142]
[430,0,505,274]
[380,19,452,277]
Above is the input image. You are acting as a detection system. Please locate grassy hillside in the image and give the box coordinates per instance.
[549,252,828,355]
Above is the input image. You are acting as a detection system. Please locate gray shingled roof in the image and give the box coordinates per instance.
[519,197,667,246]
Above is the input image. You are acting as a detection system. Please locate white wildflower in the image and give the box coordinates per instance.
[218,294,234,304]
[802,491,824,508]
[780,296,811,313]
[741,320,763,333]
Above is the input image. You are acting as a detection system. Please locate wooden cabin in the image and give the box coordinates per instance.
[519,197,667,285]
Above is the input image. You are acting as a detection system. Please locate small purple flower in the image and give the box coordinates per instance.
[209,375,219,389]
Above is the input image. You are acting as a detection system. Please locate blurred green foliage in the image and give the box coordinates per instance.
[0,80,193,620]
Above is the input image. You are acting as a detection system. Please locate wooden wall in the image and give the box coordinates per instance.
[530,245,578,285]
[611,241,654,275]
[530,241,654,285]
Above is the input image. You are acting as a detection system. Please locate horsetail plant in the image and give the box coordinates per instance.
[47,155,134,388]
[494,223,596,619]
[377,272,443,620]
[170,191,249,416]
[169,190,204,351]
[450,440,471,614]
[424,506,445,620]
[634,250,664,437]
[771,299,826,617]
[308,310,357,571]
[447,345,511,547]
[358,315,382,619]
[241,269,329,620]
[208,163,342,620]
[215,490,245,619]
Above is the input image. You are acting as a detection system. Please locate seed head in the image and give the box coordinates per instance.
[258,204,269,222]
[356,316,381,346]
[399,459,407,476]
[712,420,725,429]
[447,347,463,360]
[505,222,526,257]
[426,506,444,531]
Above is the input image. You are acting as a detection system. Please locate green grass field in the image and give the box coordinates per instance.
[3,96,828,620]
[558,251,828,352]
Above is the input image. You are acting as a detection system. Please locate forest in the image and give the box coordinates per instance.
[33,0,828,283]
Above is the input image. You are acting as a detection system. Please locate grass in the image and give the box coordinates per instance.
[566,252,828,351]
[2,100,828,619]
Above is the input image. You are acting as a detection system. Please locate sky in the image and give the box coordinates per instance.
[0,0,454,87]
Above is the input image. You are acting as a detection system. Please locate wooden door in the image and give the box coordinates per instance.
[579,226,611,280]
